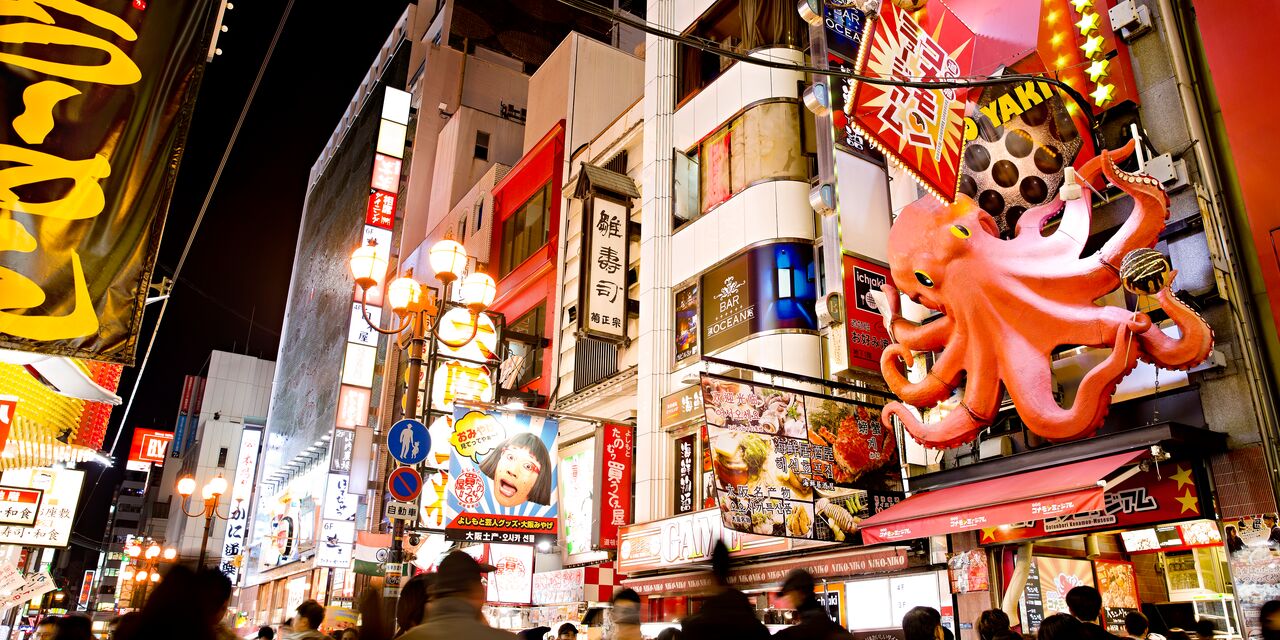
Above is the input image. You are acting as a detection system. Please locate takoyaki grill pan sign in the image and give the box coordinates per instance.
[700,375,904,543]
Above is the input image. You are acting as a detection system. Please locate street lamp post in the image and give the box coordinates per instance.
[175,474,230,568]
[121,539,177,608]
[349,238,496,622]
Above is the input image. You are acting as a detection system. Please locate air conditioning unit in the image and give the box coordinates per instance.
[979,435,1012,460]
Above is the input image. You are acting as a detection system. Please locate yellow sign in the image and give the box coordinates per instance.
[962,80,1056,141]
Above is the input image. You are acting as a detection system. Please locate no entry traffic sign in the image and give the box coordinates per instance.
[387,466,423,502]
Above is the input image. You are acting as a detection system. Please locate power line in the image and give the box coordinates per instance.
[554,0,1102,153]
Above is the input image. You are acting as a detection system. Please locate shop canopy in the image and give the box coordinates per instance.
[859,450,1145,545]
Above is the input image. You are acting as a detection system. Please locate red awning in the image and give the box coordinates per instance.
[859,451,1145,544]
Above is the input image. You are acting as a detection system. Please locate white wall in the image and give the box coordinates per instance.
[426,107,524,233]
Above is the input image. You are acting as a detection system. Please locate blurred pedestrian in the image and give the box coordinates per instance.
[338,630,360,640]
[555,623,578,640]
[654,629,680,640]
[976,609,1020,640]
[1067,586,1123,639]
[902,607,942,640]
[1165,632,1192,640]
[1038,614,1084,640]
[292,600,332,640]
[257,626,276,640]
[33,617,59,640]
[518,627,550,640]
[398,551,516,640]
[1262,600,1280,640]
[356,587,391,640]
[396,574,434,636]
[1123,611,1165,640]
[54,615,93,640]
[108,614,141,640]
[610,589,641,640]
[772,569,850,640]
[114,567,234,640]
[1192,619,1215,639]
[679,541,768,640]
[1264,515,1280,547]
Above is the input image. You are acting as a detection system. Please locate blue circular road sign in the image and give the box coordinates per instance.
[388,466,423,502]
[387,418,431,465]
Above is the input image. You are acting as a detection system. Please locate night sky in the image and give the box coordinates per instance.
[74,0,412,542]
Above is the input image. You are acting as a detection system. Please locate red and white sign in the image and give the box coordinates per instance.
[843,254,893,372]
[617,508,793,574]
[127,429,174,471]
[77,569,94,608]
[594,422,634,549]
[366,190,396,230]
[0,397,14,454]
[532,563,623,605]
[848,1,975,202]
[371,154,402,192]
[485,544,534,605]
[0,486,42,526]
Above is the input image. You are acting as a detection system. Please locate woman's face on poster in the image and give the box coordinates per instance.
[493,445,541,506]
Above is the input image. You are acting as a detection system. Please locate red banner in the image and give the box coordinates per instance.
[843,254,893,371]
[848,1,975,202]
[594,422,634,549]
[365,189,396,230]
[981,461,1202,544]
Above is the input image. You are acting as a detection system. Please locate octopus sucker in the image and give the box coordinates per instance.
[878,143,1215,449]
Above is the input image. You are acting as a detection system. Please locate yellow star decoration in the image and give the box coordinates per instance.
[1090,82,1116,106]
[981,527,1000,543]
[1086,58,1111,83]
[1170,466,1195,490]
[1076,11,1101,35]
[1176,490,1200,514]
[1070,0,1093,13]
[1080,34,1105,58]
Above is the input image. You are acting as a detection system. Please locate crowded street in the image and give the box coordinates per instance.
[1,0,1279,639]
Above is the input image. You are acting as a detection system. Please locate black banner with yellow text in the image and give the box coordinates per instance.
[0,0,216,363]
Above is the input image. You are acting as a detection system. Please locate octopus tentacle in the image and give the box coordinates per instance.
[1096,146,1170,272]
[1136,276,1215,369]
[881,338,963,407]
[1011,319,1145,442]
[883,398,984,451]
[880,284,954,351]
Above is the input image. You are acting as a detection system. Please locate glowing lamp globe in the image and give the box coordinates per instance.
[145,544,160,559]
[163,548,177,561]
[121,569,134,582]
[460,273,496,311]
[135,571,148,583]
[207,475,228,497]
[176,476,196,497]
[349,240,388,291]
[387,276,422,314]
[150,572,160,583]
[429,240,468,283]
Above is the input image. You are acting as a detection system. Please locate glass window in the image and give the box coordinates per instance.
[475,130,490,161]
[507,304,546,388]
[677,0,807,104]
[693,101,808,217]
[499,184,551,277]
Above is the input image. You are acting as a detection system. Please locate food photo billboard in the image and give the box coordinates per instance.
[700,374,902,543]
[446,407,559,545]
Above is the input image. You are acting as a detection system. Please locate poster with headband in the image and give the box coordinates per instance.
[446,407,559,546]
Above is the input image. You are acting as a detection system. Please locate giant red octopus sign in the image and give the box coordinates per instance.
[878,142,1214,449]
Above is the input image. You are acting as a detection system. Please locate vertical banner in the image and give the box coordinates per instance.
[219,428,260,582]
[560,447,594,557]
[173,375,196,457]
[581,197,629,341]
[673,283,700,366]
[330,427,355,473]
[0,0,217,363]
[446,407,559,545]
[1094,559,1140,634]
[593,422,633,549]
[701,375,903,542]
[843,255,893,372]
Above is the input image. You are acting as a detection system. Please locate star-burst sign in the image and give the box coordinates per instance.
[847,1,975,202]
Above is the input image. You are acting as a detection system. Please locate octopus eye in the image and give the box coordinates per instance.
[914,271,935,288]
[950,224,971,239]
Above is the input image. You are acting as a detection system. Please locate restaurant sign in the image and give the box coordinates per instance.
[617,508,790,574]
[623,546,908,596]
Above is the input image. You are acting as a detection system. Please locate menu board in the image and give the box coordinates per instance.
[1095,560,1140,633]
[700,375,903,542]
[1022,559,1045,631]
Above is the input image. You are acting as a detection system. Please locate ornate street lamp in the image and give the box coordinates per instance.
[175,475,230,568]
[348,238,495,616]
[122,537,176,608]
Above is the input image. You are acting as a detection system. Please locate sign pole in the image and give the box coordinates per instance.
[384,304,426,619]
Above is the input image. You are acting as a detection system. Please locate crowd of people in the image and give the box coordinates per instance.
[23,545,1280,640]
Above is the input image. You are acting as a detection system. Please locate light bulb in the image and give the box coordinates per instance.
[429,240,468,283]
[386,276,421,314]
[460,273,496,311]
[176,476,196,497]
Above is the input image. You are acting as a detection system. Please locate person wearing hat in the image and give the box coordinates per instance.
[678,541,768,640]
[397,551,518,640]
[772,569,852,640]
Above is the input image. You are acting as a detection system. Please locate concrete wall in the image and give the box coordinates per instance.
[426,107,524,233]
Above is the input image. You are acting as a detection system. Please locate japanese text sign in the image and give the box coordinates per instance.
[675,433,697,515]
[0,468,83,548]
[219,428,260,583]
[843,255,893,372]
[848,2,975,201]
[0,0,217,363]
[582,197,629,340]
[0,486,42,527]
[594,422,633,549]
[446,407,559,545]
[365,189,396,230]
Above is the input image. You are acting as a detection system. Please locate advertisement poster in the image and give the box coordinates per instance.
[700,241,818,356]
[446,407,559,545]
[843,255,893,372]
[0,468,84,548]
[593,422,634,549]
[532,567,586,605]
[0,0,218,364]
[486,544,535,605]
[316,519,356,569]
[701,374,902,542]
[674,433,697,515]
[847,1,975,201]
[674,283,700,364]
[560,447,594,557]
[126,428,173,471]
[947,549,989,593]
[1037,557,1094,620]
[1224,515,1280,638]
[1094,560,1140,633]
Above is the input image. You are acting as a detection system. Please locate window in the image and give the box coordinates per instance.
[507,304,546,388]
[457,215,467,242]
[677,100,809,228]
[474,130,490,161]
[677,0,807,104]
[499,183,551,277]
[474,200,484,231]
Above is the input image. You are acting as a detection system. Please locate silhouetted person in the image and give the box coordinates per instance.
[556,623,578,640]
[1260,600,1280,640]
[976,609,1020,640]
[396,574,434,636]
[114,567,234,640]
[1193,619,1215,639]
[679,541,768,640]
[1067,585,1123,639]
[1123,611,1165,640]
[257,626,276,640]
[1038,614,1085,640]
[518,627,550,640]
[399,551,516,640]
[772,569,850,640]
[903,607,942,640]
[610,589,641,640]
